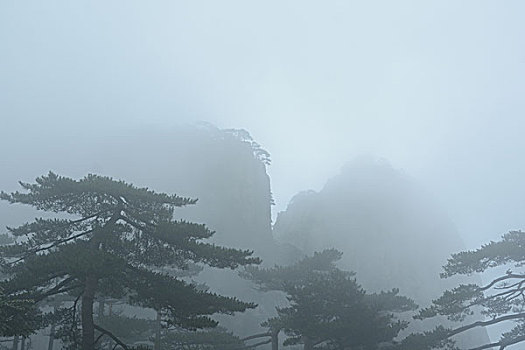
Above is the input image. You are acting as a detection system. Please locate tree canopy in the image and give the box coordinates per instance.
[161,327,248,350]
[0,286,40,338]
[402,231,525,350]
[0,172,261,349]
[243,249,417,349]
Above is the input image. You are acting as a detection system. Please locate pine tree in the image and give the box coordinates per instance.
[0,286,39,338]
[403,230,525,350]
[0,172,260,349]
[0,233,40,338]
[242,250,417,350]
[161,326,248,349]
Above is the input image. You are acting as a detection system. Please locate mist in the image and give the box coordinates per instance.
[1,1,525,350]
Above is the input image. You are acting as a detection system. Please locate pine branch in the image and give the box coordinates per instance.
[466,334,525,350]
[6,229,94,266]
[33,277,77,302]
[448,312,525,337]
[248,338,271,348]
[242,332,271,341]
[94,324,129,350]
[480,274,525,291]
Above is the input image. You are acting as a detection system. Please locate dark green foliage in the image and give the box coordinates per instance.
[405,231,525,349]
[124,269,255,329]
[242,249,342,291]
[96,314,156,345]
[440,231,525,277]
[279,270,416,349]
[243,249,417,349]
[399,326,458,350]
[0,286,41,337]
[0,233,12,246]
[0,172,261,348]
[0,232,41,337]
[161,327,247,349]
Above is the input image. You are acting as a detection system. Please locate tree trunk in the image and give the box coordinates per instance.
[82,275,98,350]
[154,310,161,350]
[48,305,57,350]
[98,298,105,319]
[271,329,279,350]
[303,336,314,350]
[19,337,25,350]
[12,335,19,350]
[48,322,55,350]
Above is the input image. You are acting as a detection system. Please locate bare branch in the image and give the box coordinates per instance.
[7,229,95,265]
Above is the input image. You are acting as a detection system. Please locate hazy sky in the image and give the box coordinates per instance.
[1,1,525,248]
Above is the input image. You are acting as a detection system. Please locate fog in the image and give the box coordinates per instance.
[2,1,525,249]
[1,1,525,349]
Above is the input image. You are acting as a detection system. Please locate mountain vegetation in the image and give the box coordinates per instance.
[0,173,260,349]
[243,250,417,350]
[403,230,525,350]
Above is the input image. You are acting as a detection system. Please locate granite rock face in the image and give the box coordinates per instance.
[273,157,490,347]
